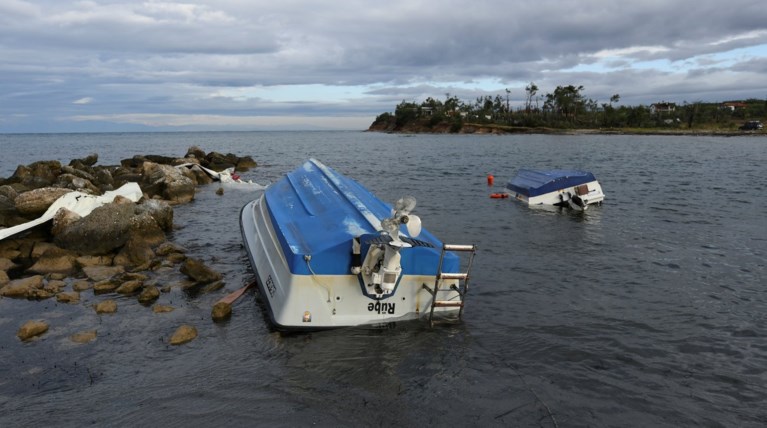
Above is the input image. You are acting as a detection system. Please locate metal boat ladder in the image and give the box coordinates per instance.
[422,244,477,327]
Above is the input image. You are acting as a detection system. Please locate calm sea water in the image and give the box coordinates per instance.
[1,131,765,427]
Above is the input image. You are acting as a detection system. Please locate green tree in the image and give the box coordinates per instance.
[545,85,585,125]
[525,82,538,115]
[394,100,419,127]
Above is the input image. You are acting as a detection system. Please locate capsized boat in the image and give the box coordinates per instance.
[239,159,476,330]
[506,169,605,210]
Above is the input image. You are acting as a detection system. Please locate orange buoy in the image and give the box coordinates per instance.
[487,174,494,186]
[490,193,509,199]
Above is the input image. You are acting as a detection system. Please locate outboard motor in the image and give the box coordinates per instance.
[569,193,587,210]
[356,196,422,295]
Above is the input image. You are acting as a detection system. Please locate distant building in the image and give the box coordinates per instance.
[721,101,748,111]
[650,102,676,114]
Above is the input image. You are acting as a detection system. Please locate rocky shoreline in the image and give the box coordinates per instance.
[1,146,257,344]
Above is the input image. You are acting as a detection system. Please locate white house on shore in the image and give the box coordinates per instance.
[650,102,676,114]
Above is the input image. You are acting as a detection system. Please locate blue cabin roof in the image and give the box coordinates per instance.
[263,159,457,275]
[506,169,597,197]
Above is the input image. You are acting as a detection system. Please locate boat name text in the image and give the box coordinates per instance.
[367,301,395,314]
[265,275,276,298]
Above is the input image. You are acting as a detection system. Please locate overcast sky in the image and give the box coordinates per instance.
[1,0,766,132]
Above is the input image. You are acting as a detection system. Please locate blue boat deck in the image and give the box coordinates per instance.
[263,159,456,275]
[506,169,597,197]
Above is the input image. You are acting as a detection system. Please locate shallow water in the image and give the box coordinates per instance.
[1,131,766,426]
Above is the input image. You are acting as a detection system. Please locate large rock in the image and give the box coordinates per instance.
[121,154,176,168]
[14,187,73,216]
[136,199,173,232]
[0,270,9,286]
[184,166,214,185]
[0,192,25,227]
[17,320,49,341]
[75,255,113,268]
[27,250,77,275]
[44,279,66,293]
[155,242,187,256]
[94,300,117,314]
[115,280,144,294]
[60,165,97,183]
[0,185,18,201]
[93,279,119,294]
[56,291,80,303]
[0,257,18,271]
[169,325,197,345]
[132,215,166,247]
[55,173,100,194]
[51,207,82,236]
[211,301,232,322]
[138,285,160,304]
[113,237,155,267]
[72,280,92,291]
[180,258,223,284]
[31,242,59,259]
[9,160,62,189]
[0,240,22,260]
[54,202,136,254]
[185,146,206,161]
[93,168,114,191]
[82,265,124,281]
[140,162,195,204]
[70,153,98,167]
[205,152,239,171]
[1,275,44,298]
[111,168,143,188]
[236,155,257,171]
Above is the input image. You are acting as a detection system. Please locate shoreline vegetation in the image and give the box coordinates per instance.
[367,85,766,136]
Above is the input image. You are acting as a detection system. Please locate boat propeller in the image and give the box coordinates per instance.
[381,196,422,243]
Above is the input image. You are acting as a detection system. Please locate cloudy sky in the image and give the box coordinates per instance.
[1,0,766,132]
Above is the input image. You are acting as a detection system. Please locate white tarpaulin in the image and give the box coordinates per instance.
[176,163,268,189]
[0,182,143,241]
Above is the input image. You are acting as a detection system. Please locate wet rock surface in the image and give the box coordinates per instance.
[17,320,49,341]
[169,324,198,345]
[0,147,255,348]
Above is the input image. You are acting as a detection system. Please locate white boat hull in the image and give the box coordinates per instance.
[240,196,463,330]
[511,179,605,208]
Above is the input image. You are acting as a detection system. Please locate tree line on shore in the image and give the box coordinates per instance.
[370,83,766,132]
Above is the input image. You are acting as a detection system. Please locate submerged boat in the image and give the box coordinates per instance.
[506,169,605,210]
[240,159,476,330]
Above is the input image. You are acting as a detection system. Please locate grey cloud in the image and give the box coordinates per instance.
[1,0,766,131]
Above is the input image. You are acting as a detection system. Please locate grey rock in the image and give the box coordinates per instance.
[14,187,73,216]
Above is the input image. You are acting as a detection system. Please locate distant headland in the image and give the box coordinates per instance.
[367,85,766,136]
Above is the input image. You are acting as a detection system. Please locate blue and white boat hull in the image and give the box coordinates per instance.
[240,159,473,330]
[506,169,605,209]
